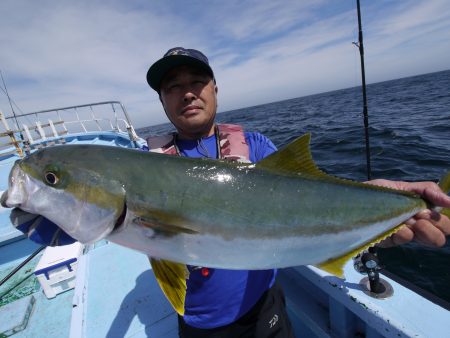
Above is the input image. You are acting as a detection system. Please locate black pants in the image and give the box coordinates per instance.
[178,282,295,338]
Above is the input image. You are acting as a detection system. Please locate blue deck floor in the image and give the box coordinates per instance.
[0,238,75,337]
[72,242,178,338]
[3,237,450,337]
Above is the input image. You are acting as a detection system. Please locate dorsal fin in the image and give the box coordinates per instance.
[255,133,416,194]
[256,133,330,179]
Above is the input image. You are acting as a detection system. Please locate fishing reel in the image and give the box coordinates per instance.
[354,248,393,299]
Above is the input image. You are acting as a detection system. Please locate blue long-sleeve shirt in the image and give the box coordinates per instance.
[175,131,278,329]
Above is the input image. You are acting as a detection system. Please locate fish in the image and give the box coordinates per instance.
[5,134,449,277]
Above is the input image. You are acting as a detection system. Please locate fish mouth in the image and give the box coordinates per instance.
[7,162,127,243]
[5,163,29,208]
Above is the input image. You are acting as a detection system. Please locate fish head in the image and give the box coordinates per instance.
[6,147,126,244]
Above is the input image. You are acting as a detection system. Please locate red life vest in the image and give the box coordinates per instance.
[146,123,250,162]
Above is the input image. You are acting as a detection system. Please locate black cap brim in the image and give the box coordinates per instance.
[146,55,214,92]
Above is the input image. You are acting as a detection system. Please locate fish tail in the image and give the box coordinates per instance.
[317,172,450,278]
[438,171,450,218]
[438,171,450,194]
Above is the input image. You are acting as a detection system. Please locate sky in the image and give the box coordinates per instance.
[0,0,449,128]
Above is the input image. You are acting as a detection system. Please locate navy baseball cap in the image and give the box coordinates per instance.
[146,47,215,92]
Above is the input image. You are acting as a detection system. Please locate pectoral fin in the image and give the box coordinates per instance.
[134,211,199,238]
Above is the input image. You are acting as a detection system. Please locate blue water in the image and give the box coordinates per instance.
[137,69,450,303]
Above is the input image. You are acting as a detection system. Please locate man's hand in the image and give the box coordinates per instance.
[366,179,450,248]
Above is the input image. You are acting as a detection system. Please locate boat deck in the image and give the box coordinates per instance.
[0,237,74,337]
[1,102,450,337]
[0,104,148,337]
[71,242,178,337]
[3,229,450,337]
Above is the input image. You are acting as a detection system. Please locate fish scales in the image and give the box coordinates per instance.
[24,144,422,238]
[5,136,436,271]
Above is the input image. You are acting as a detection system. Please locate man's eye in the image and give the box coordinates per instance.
[193,80,206,85]
[167,84,180,91]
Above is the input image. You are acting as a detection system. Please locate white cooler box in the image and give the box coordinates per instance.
[34,242,84,299]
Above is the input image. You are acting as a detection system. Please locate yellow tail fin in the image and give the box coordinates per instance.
[438,171,450,218]
[318,170,450,278]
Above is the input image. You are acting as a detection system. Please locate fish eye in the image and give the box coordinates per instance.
[44,171,59,185]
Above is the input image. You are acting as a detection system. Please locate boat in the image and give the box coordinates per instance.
[0,101,179,337]
[1,100,449,338]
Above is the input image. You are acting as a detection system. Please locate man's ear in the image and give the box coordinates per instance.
[158,92,176,125]
[159,95,168,116]
[215,86,218,109]
[159,94,165,109]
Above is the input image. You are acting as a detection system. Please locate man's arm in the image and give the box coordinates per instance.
[244,132,277,163]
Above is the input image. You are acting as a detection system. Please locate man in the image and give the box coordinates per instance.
[145,47,450,336]
[5,47,450,337]
[146,47,295,337]
[145,47,450,252]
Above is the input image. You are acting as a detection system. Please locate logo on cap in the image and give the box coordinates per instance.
[165,48,190,57]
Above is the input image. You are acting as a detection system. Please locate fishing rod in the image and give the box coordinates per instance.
[0,70,27,148]
[354,0,372,180]
[0,245,46,288]
[353,1,391,298]
[1,71,21,131]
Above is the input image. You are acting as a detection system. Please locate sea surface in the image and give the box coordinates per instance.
[137,69,450,304]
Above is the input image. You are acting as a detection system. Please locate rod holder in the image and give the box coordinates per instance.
[357,251,394,299]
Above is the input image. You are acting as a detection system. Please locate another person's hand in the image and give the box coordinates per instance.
[1,191,75,246]
[366,179,450,248]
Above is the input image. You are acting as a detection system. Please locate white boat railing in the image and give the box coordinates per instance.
[0,101,140,156]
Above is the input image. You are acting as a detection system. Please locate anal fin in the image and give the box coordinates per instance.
[150,258,188,315]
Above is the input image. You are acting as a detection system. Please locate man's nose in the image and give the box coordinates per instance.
[183,91,197,102]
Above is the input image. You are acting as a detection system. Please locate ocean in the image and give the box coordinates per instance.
[137,69,450,303]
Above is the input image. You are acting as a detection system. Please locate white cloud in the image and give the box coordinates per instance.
[1,0,449,128]
[210,0,322,41]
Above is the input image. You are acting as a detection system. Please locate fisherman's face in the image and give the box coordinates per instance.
[159,65,218,140]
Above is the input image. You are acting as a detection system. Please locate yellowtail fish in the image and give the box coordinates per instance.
[5,134,449,279]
